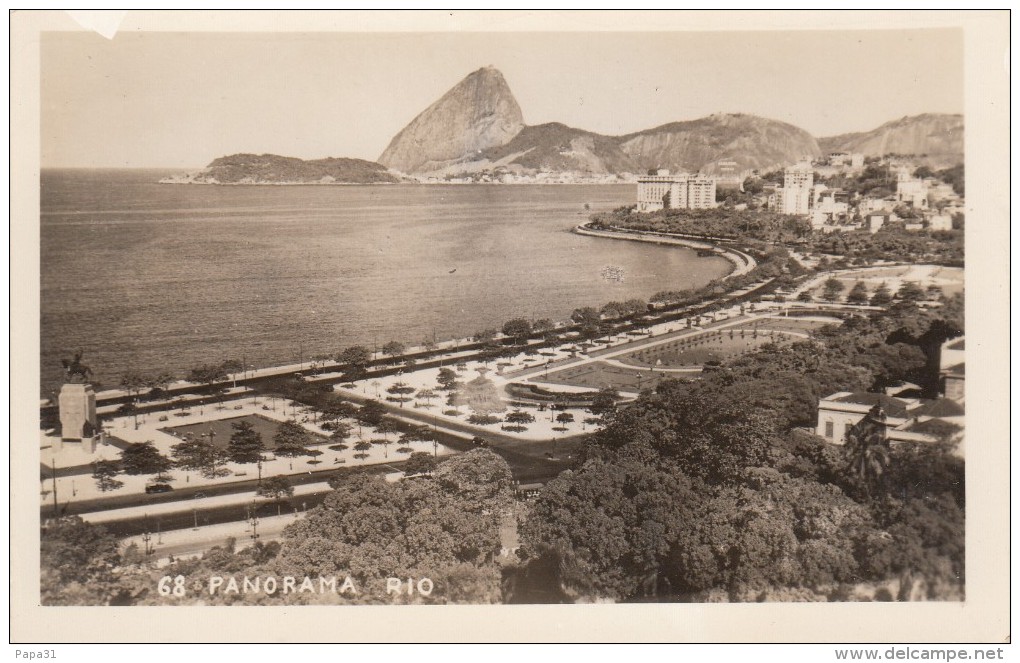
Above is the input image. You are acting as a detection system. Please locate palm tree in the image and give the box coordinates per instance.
[844,404,892,498]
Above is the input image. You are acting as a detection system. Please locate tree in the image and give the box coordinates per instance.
[556,412,575,425]
[624,299,648,316]
[171,438,229,478]
[91,460,123,492]
[501,318,532,344]
[870,282,893,306]
[381,341,406,358]
[256,475,294,502]
[404,451,438,477]
[116,401,140,429]
[600,301,629,320]
[796,290,812,302]
[822,277,844,302]
[505,410,536,424]
[187,363,228,389]
[571,307,602,337]
[337,345,372,368]
[437,368,458,391]
[220,359,243,386]
[846,281,870,305]
[278,459,509,601]
[357,400,386,428]
[227,420,265,480]
[843,405,892,499]
[119,442,173,479]
[321,398,358,424]
[589,387,619,416]
[119,372,149,400]
[41,517,123,605]
[416,388,436,406]
[386,382,415,407]
[375,418,400,441]
[532,319,555,336]
[145,373,176,402]
[896,281,926,302]
[273,420,311,457]
[329,422,352,444]
[472,328,498,344]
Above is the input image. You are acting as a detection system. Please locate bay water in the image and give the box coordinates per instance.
[40,169,730,397]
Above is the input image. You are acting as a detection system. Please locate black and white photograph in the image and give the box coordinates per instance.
[10,9,1010,644]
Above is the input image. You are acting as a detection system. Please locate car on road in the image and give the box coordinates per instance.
[145,483,173,494]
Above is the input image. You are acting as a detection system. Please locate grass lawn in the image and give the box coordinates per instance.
[162,414,328,449]
[541,361,668,392]
[616,330,800,368]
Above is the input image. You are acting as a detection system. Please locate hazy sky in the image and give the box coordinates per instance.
[42,29,963,168]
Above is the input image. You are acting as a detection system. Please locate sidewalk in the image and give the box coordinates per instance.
[81,480,335,524]
[121,512,303,565]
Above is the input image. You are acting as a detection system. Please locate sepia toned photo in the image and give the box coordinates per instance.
[10,10,1010,644]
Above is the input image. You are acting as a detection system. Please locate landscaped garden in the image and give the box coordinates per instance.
[162,414,329,450]
[615,328,801,369]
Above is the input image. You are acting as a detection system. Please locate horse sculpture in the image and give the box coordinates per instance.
[61,350,93,383]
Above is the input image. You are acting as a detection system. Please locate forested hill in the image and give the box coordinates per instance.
[172,154,401,184]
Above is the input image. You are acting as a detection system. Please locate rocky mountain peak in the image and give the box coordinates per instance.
[378,67,525,173]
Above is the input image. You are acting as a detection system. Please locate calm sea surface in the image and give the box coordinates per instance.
[40,169,730,396]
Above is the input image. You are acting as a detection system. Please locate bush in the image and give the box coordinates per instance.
[468,414,502,425]
[328,444,348,451]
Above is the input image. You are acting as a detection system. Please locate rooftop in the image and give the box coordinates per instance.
[826,392,916,419]
[904,417,963,437]
[915,398,965,418]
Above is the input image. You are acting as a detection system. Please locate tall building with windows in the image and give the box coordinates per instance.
[783,161,814,190]
[771,161,815,215]
[637,171,717,212]
[636,170,675,212]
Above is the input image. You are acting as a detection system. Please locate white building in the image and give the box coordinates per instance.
[772,161,814,216]
[928,213,953,232]
[896,169,930,209]
[636,171,675,212]
[816,391,964,447]
[636,171,717,212]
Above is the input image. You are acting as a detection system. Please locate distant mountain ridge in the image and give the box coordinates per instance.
[380,68,961,178]
[818,113,964,161]
[181,68,963,184]
[618,114,821,175]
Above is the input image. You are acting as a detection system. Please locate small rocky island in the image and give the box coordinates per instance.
[161,153,401,185]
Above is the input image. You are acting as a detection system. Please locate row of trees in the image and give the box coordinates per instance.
[809,278,937,305]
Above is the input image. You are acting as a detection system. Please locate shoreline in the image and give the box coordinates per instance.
[42,220,758,405]
[572,223,758,279]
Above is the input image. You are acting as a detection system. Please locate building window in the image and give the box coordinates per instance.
[824,421,834,438]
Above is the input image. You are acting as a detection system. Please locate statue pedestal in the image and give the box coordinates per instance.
[59,383,98,451]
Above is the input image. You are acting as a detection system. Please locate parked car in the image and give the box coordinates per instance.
[145,483,173,494]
